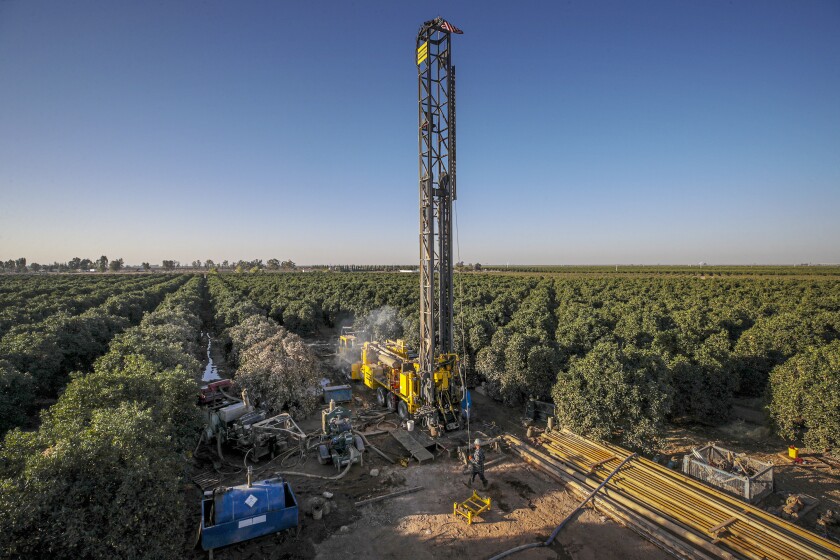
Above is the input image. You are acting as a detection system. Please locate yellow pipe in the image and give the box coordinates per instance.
[507,438,740,560]
[537,430,839,559]
[543,442,803,560]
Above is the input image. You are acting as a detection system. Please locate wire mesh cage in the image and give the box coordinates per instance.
[682,443,774,503]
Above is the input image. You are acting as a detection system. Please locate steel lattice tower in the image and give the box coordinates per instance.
[416,19,457,400]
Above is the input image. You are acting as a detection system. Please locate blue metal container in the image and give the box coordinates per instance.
[201,477,299,550]
[323,384,353,403]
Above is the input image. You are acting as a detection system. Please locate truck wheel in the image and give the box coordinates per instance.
[397,400,409,420]
[376,387,387,407]
[387,393,397,412]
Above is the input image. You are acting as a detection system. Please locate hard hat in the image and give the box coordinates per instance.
[474,439,481,446]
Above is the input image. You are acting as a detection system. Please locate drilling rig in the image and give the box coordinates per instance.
[354,17,465,432]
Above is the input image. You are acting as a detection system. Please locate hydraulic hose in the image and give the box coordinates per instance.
[487,453,638,560]
[353,429,396,464]
[274,446,360,481]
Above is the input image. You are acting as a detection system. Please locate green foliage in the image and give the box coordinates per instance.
[43,354,201,447]
[478,281,558,404]
[668,331,738,424]
[6,270,835,470]
[0,276,188,435]
[0,404,187,559]
[478,264,840,276]
[0,361,35,434]
[220,270,839,449]
[769,341,840,456]
[733,311,834,396]
[209,277,320,418]
[0,273,173,338]
[552,340,673,453]
[281,299,320,334]
[0,278,204,559]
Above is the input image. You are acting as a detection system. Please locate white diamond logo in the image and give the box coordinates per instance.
[245,494,258,508]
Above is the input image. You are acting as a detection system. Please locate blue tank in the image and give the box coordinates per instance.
[201,477,299,551]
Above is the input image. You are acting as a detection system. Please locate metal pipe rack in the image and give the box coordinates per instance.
[504,430,839,560]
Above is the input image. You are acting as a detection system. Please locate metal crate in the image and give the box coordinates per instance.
[682,443,774,503]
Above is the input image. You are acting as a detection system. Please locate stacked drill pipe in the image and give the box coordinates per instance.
[505,430,840,560]
[506,434,726,560]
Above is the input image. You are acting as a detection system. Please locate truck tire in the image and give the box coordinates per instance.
[376,387,387,407]
[387,392,397,412]
[397,400,409,420]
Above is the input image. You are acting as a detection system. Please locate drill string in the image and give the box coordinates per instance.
[454,199,471,448]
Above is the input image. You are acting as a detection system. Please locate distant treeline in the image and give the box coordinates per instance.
[480,264,840,276]
[1,256,129,273]
[6,257,839,276]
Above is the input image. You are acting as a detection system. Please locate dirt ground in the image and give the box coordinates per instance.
[187,333,839,558]
[660,419,840,542]
[186,338,669,560]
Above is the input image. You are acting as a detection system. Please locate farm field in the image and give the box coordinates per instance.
[1,269,838,558]
[0,274,190,434]
[221,270,840,454]
[4,2,838,558]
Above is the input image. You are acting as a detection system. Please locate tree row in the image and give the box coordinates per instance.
[0,274,176,338]
[221,272,839,455]
[0,275,189,435]
[0,276,205,559]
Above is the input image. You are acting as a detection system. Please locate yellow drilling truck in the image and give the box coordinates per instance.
[357,339,461,430]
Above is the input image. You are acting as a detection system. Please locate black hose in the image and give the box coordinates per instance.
[487,453,638,560]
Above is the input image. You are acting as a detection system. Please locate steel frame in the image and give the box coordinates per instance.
[417,19,456,401]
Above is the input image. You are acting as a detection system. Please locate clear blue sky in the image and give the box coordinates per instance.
[1,0,838,265]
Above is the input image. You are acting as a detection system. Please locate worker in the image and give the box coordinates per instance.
[468,438,488,489]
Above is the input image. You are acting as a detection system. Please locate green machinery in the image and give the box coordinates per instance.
[317,400,365,470]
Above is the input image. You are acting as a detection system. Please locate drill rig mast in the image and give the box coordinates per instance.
[417,17,459,406]
[352,18,464,432]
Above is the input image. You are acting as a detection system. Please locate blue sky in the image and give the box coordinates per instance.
[1,0,838,265]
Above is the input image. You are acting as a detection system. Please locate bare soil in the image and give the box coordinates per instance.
[660,420,840,542]
[185,370,669,560]
[187,334,839,558]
